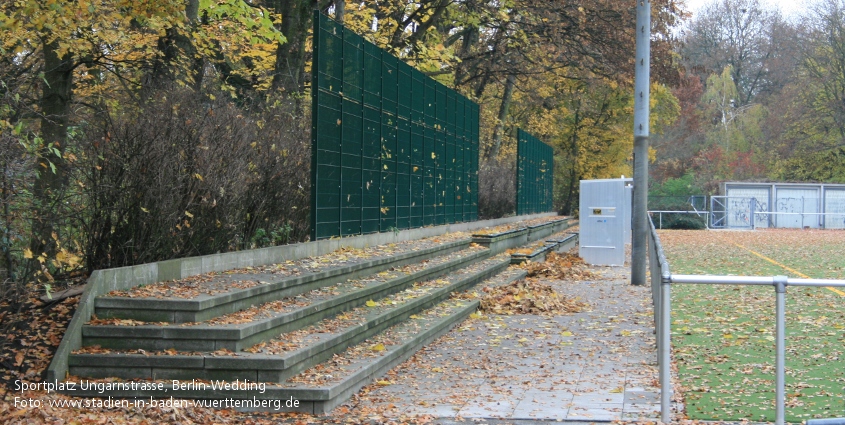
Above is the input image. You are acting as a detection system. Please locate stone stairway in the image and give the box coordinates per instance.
[59,217,573,414]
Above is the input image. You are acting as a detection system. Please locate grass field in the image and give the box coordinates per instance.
[659,229,845,423]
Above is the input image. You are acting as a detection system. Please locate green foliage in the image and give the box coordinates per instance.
[650,83,682,136]
[650,172,701,197]
[662,214,706,230]
[195,0,285,92]
[776,147,845,183]
[251,222,294,249]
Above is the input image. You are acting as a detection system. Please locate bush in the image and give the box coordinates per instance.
[663,215,707,230]
[478,158,515,219]
[75,88,311,272]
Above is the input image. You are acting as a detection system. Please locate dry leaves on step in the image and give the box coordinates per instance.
[479,278,589,316]
[520,251,596,281]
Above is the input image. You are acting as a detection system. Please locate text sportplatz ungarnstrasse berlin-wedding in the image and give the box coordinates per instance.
[14,379,301,411]
[15,379,268,394]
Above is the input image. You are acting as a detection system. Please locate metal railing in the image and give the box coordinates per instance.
[648,216,672,424]
[649,210,709,229]
[648,218,845,425]
[648,195,711,229]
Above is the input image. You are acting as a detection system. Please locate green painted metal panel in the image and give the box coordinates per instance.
[311,12,479,239]
[516,129,554,215]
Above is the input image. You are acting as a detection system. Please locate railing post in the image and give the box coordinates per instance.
[751,198,756,230]
[661,271,672,424]
[774,275,788,425]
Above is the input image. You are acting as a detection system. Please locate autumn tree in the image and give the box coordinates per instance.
[0,1,192,277]
[270,0,320,96]
[681,0,785,105]
[769,0,845,182]
[650,71,706,182]
[0,0,690,287]
[0,0,286,283]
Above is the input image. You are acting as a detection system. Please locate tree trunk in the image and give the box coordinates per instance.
[147,0,202,89]
[32,38,73,262]
[563,166,577,215]
[562,108,581,215]
[334,0,344,23]
[272,0,318,96]
[454,27,478,88]
[184,0,203,89]
[489,74,516,159]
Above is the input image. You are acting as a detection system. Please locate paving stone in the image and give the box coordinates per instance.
[571,392,624,405]
[565,405,622,421]
[405,402,462,417]
[624,388,660,405]
[350,257,665,423]
[512,390,572,420]
[458,394,520,418]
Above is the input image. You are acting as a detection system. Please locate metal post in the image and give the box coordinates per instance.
[660,271,672,424]
[774,275,787,425]
[750,198,756,230]
[801,196,805,228]
[631,0,650,286]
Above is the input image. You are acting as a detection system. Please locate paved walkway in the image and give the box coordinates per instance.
[349,262,662,423]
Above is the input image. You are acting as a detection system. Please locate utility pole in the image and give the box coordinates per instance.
[631,0,650,286]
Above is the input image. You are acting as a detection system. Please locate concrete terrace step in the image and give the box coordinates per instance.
[510,230,579,264]
[68,255,512,383]
[65,267,527,414]
[94,235,471,323]
[471,217,572,253]
[56,217,568,414]
[80,246,492,352]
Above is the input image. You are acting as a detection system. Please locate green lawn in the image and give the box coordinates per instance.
[659,229,845,423]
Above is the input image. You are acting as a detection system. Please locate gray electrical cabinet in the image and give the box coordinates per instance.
[579,178,632,266]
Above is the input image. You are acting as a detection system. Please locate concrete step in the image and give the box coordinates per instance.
[472,217,572,253]
[93,236,471,323]
[59,219,569,414]
[81,245,490,351]
[65,267,527,414]
[510,230,579,264]
[68,255,513,383]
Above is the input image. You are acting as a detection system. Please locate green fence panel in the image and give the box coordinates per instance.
[311,12,479,240]
[516,129,554,215]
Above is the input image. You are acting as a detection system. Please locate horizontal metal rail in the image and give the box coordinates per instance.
[661,274,845,425]
[648,210,709,213]
[648,210,710,229]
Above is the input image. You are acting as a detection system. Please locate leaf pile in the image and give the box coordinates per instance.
[1,294,78,392]
[479,279,589,316]
[521,251,595,281]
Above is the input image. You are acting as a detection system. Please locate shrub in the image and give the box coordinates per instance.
[478,158,515,219]
[664,215,707,230]
[75,88,310,272]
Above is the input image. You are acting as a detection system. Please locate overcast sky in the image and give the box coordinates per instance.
[682,0,805,19]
